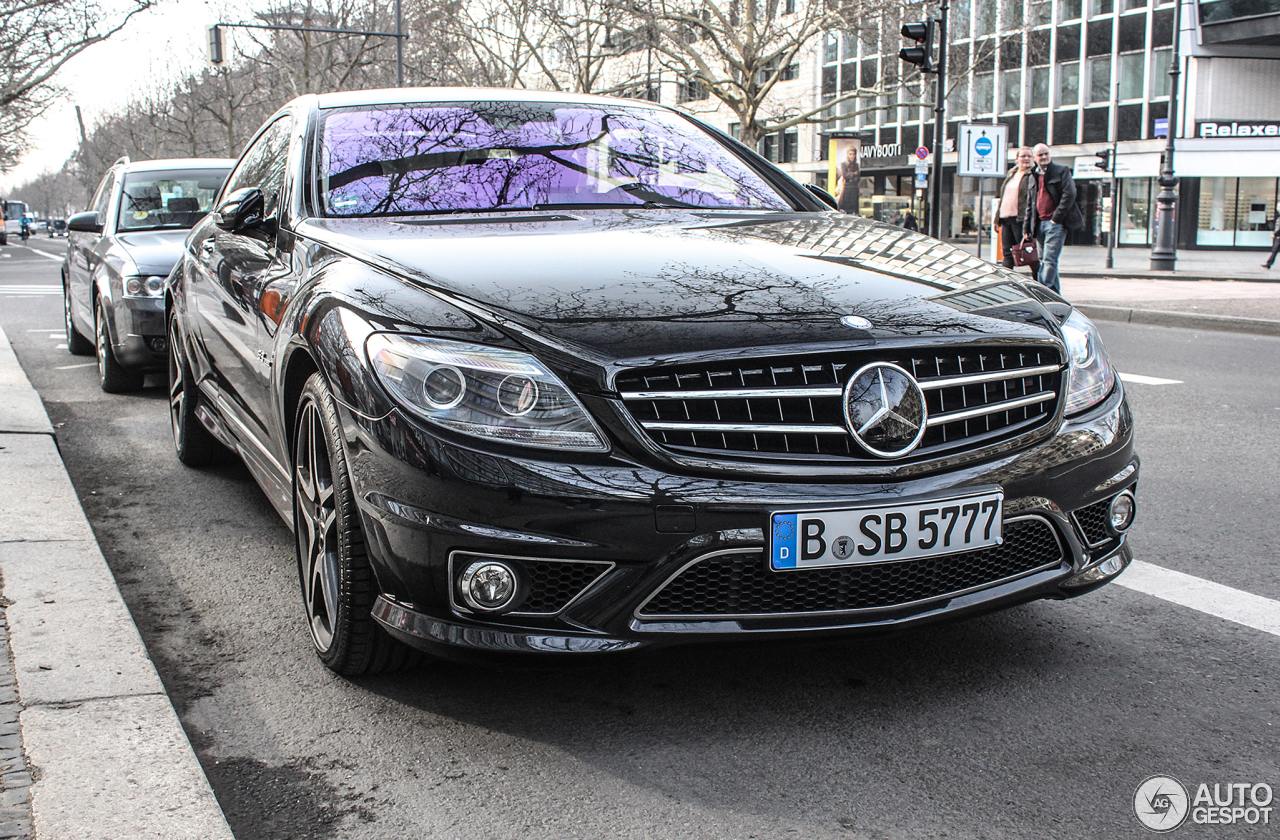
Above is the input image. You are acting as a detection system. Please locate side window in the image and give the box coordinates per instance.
[222,117,292,218]
[91,170,117,219]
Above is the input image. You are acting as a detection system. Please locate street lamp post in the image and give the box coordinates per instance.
[929,0,949,240]
[1150,0,1183,270]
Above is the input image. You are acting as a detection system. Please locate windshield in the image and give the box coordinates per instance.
[318,101,791,216]
[117,168,229,232]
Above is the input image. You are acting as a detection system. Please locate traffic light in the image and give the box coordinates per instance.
[900,21,935,74]
[1094,149,1111,172]
[207,25,224,66]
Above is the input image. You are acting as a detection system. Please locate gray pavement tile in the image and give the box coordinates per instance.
[22,697,234,840]
[0,435,96,545]
[0,541,165,705]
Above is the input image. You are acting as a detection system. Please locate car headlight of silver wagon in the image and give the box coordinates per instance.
[1061,310,1116,416]
[366,333,609,452]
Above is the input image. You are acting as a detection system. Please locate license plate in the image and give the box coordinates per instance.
[769,491,1003,571]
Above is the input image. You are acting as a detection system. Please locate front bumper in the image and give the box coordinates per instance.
[346,383,1138,657]
[108,296,166,370]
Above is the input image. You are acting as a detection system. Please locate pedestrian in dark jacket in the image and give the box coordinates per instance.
[1022,143,1084,293]
[997,146,1036,276]
[1263,205,1280,269]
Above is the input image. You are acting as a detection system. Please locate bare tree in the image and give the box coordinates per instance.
[0,0,153,171]
[596,0,921,148]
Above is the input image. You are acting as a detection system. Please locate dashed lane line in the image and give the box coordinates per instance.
[53,362,96,370]
[1119,373,1183,385]
[1115,561,1280,639]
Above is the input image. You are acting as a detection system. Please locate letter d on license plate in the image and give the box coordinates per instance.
[770,491,1003,570]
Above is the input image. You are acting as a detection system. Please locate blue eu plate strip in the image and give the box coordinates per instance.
[771,514,797,569]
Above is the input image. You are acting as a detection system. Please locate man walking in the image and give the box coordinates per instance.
[1023,143,1083,292]
[1263,203,1280,269]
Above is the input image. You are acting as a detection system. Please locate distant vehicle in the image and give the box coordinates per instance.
[62,156,233,392]
[1,200,29,245]
[48,218,67,237]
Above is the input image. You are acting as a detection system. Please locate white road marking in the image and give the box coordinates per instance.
[1119,373,1183,385]
[1115,561,1280,639]
[0,285,60,295]
[53,362,96,370]
[24,247,62,262]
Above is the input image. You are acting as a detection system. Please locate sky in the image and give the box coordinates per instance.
[0,0,256,192]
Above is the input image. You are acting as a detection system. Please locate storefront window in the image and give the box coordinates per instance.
[1119,178,1152,244]
[1236,178,1278,246]
[1198,178,1238,245]
[1197,178,1280,246]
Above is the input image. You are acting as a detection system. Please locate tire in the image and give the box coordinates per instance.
[167,313,227,466]
[293,372,418,675]
[63,281,92,356]
[95,299,144,393]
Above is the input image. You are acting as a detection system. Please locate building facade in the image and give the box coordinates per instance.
[656,0,1280,251]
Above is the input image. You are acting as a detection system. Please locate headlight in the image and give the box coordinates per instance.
[366,333,609,452]
[1061,310,1116,415]
[124,275,166,297]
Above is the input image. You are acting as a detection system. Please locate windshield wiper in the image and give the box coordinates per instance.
[615,182,703,209]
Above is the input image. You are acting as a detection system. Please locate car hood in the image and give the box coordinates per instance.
[296,210,1063,365]
[115,229,191,275]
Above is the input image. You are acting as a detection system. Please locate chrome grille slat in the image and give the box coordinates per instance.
[616,345,1064,462]
[925,391,1056,427]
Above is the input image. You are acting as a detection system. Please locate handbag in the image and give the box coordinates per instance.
[1010,238,1039,267]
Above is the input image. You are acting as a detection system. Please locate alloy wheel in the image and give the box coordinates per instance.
[294,399,341,653]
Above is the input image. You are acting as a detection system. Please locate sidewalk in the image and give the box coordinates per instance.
[955,243,1280,334]
[0,326,234,840]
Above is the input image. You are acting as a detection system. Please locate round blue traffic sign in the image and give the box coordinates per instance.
[915,146,929,160]
[975,137,993,155]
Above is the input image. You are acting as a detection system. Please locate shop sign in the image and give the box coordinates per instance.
[1196,121,1280,137]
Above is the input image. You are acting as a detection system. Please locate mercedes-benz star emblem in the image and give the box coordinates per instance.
[842,362,928,458]
[840,315,873,330]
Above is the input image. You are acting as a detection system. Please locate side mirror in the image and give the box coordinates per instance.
[805,184,839,210]
[67,211,103,234]
[214,187,276,237]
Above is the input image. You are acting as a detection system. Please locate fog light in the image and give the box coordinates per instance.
[459,561,519,612]
[1108,492,1135,533]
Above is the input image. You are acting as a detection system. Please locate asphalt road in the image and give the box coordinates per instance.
[2,237,1278,839]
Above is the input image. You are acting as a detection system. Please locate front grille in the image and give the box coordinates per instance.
[451,553,612,616]
[1072,498,1114,547]
[616,346,1062,463]
[637,517,1063,618]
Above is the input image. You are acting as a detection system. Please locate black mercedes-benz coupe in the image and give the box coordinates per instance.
[166,88,1138,675]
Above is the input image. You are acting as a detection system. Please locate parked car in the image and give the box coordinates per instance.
[63,156,233,391]
[168,89,1138,676]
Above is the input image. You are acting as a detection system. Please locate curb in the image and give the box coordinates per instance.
[1062,271,1280,283]
[1076,304,1280,337]
[0,327,234,840]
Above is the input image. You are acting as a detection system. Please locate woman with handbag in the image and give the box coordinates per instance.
[997,147,1038,277]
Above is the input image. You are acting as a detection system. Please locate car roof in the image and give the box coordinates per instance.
[313,87,667,111]
[122,158,236,173]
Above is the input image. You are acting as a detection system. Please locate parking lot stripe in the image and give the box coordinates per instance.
[1115,561,1280,638]
[1119,373,1183,385]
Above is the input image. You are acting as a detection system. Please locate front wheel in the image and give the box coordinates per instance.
[167,313,227,466]
[64,281,92,355]
[293,372,418,675]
